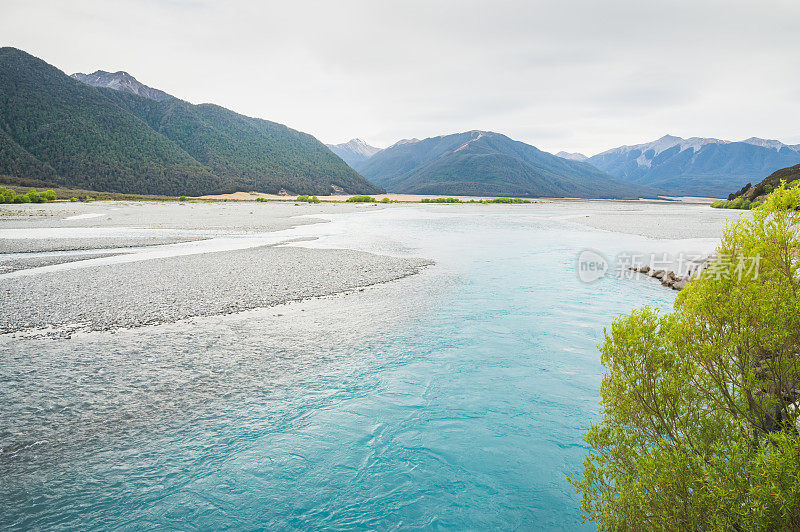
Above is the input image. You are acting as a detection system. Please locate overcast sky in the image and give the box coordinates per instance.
[2,0,799,155]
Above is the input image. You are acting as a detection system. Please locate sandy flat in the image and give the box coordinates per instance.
[196,191,520,202]
[197,191,723,204]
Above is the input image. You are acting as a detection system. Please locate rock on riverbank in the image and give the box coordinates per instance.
[629,264,691,291]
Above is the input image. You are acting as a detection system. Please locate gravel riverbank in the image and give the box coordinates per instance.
[0,201,430,335]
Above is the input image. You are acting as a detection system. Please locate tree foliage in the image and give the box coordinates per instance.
[571,184,800,530]
[0,186,56,203]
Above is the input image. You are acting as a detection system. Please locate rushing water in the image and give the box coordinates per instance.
[1,204,704,530]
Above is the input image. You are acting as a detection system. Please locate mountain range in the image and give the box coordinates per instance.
[326,138,382,167]
[2,48,795,200]
[0,47,380,196]
[354,131,655,199]
[580,135,800,197]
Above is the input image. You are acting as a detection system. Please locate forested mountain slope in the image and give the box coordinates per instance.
[0,47,380,196]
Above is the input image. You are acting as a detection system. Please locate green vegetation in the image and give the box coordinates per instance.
[416,196,533,204]
[710,197,757,209]
[421,197,462,203]
[0,186,56,203]
[0,175,188,202]
[296,195,321,203]
[0,47,382,197]
[482,197,532,204]
[178,196,188,202]
[571,184,800,529]
[380,197,393,203]
[346,195,377,203]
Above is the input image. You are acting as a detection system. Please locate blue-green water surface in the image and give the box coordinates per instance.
[1,205,680,530]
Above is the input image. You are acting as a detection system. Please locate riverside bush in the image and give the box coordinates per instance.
[570,184,800,530]
[421,197,461,203]
[346,195,376,203]
[482,197,531,204]
[711,197,753,209]
[296,195,321,203]
[0,187,57,203]
[0,186,15,203]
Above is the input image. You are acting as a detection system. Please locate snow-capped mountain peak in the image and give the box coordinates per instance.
[598,135,727,159]
[739,137,800,151]
[587,134,800,197]
[332,138,381,158]
[556,151,588,162]
[325,138,382,168]
[71,70,172,101]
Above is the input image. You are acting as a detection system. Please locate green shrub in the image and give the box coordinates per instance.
[0,186,16,203]
[25,190,46,203]
[69,197,79,202]
[711,198,756,210]
[84,196,96,202]
[482,197,532,204]
[41,190,57,201]
[380,197,393,203]
[178,195,188,202]
[421,197,461,203]
[255,197,268,202]
[12,193,29,203]
[296,195,321,203]
[346,195,376,203]
[570,183,800,529]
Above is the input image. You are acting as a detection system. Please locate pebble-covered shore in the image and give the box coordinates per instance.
[0,201,430,335]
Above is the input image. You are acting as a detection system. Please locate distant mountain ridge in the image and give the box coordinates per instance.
[593,134,800,158]
[556,151,588,162]
[71,70,172,101]
[356,130,655,199]
[326,138,382,167]
[0,47,380,197]
[585,134,800,197]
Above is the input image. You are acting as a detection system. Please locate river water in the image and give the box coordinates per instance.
[0,202,728,529]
